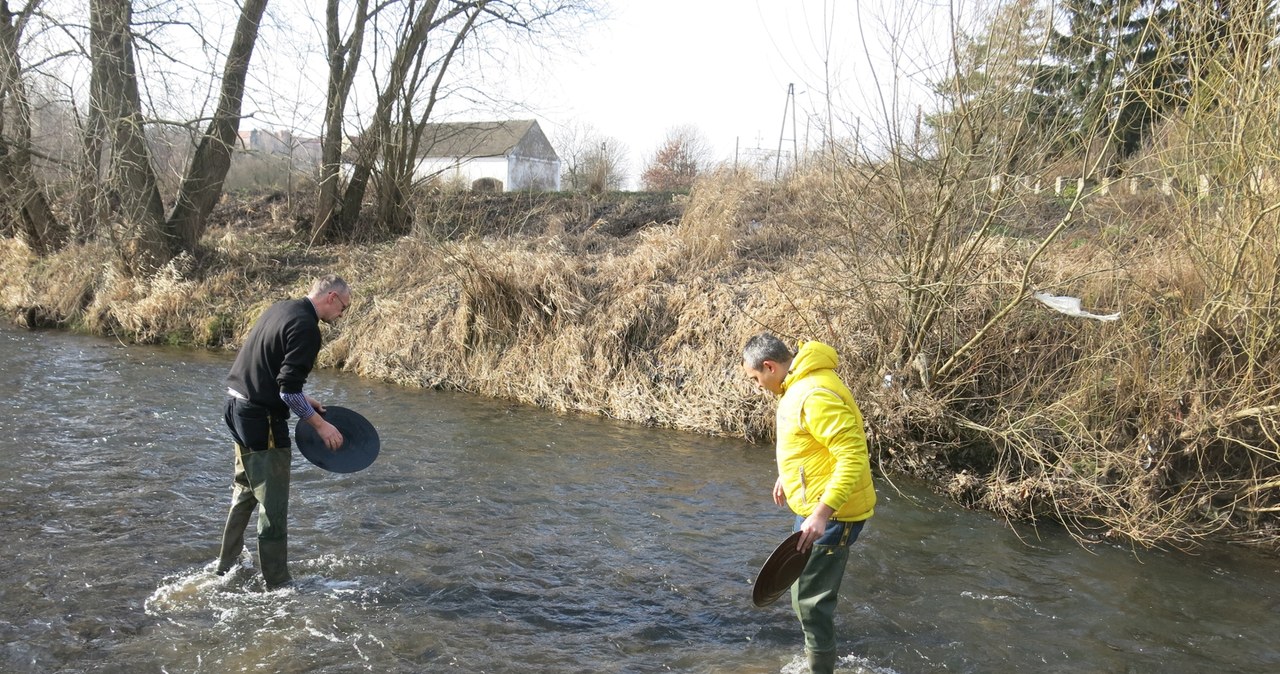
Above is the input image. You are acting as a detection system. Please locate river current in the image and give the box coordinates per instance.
[0,323,1277,673]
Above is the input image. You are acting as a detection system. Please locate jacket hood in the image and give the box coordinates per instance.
[782,341,839,391]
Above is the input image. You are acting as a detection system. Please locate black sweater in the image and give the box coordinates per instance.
[225,298,321,414]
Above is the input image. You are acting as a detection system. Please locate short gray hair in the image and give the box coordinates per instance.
[310,274,349,297]
[742,333,793,370]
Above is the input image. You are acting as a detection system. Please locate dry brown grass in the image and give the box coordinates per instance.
[2,238,103,330]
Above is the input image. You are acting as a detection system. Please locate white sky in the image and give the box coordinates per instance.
[460,0,966,183]
[33,0,976,189]
[539,2,947,146]
[238,0,973,186]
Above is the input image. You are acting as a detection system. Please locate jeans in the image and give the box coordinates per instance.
[790,516,866,657]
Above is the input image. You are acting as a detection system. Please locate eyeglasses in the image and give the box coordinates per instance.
[331,291,350,312]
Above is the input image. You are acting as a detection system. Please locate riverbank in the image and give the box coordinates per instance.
[3,171,1277,553]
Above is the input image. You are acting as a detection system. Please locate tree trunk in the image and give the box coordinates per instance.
[371,4,480,236]
[329,0,450,239]
[314,0,370,242]
[165,0,269,251]
[0,0,60,254]
[90,0,169,273]
[73,93,106,243]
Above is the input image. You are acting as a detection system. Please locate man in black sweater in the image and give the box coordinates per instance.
[216,274,352,587]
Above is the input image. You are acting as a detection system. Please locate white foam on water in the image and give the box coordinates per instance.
[838,654,901,674]
[303,621,345,643]
[960,589,1054,618]
[145,561,241,616]
[780,654,807,673]
[144,553,382,626]
[139,555,388,672]
[296,552,368,573]
[960,590,1017,603]
[779,653,901,674]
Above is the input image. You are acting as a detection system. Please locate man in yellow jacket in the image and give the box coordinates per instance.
[742,333,876,674]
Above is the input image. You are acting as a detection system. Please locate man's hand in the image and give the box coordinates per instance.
[307,413,344,451]
[772,475,787,506]
[797,504,834,552]
[305,394,327,415]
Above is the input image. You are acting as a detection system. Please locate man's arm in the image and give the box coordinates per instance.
[804,389,869,512]
[276,319,321,395]
[280,391,343,450]
[281,391,317,421]
[277,317,342,450]
[794,389,868,550]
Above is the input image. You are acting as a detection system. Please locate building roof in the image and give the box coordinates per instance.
[418,120,539,159]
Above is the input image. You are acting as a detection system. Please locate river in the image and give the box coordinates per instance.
[0,323,1276,673]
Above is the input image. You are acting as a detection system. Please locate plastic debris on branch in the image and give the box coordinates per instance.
[1032,291,1120,322]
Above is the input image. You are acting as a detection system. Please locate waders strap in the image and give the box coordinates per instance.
[234,418,281,455]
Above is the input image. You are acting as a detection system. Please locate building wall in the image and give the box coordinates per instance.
[508,124,560,190]
[410,122,561,191]
[414,155,560,191]
[415,157,509,188]
[509,156,560,191]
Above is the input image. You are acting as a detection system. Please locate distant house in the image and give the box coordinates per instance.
[237,128,322,166]
[413,119,560,192]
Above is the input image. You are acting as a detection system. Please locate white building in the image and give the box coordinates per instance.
[414,120,560,191]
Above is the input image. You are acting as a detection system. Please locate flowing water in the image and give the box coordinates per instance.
[1,323,1277,674]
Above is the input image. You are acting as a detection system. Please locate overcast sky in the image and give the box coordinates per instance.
[466,0,966,183]
[227,0,972,187]
[528,1,953,152]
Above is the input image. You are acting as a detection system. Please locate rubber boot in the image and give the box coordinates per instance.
[258,538,292,588]
[216,466,257,574]
[806,649,837,674]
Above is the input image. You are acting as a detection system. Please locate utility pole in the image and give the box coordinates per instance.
[775,83,797,180]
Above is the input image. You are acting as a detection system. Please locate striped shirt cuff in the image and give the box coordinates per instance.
[280,391,316,421]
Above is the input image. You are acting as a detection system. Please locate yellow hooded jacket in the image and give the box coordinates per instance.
[776,341,876,521]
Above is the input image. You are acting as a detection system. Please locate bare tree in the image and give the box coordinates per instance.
[313,0,479,242]
[315,0,370,239]
[165,0,270,252]
[554,121,628,191]
[78,0,275,272]
[374,1,486,234]
[0,0,60,253]
[640,124,712,192]
[89,0,168,272]
[313,0,599,242]
[4,0,597,261]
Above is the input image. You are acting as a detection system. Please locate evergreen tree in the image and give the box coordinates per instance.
[1163,0,1280,104]
[928,0,1063,164]
[1036,0,1170,163]
[1035,0,1279,165]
